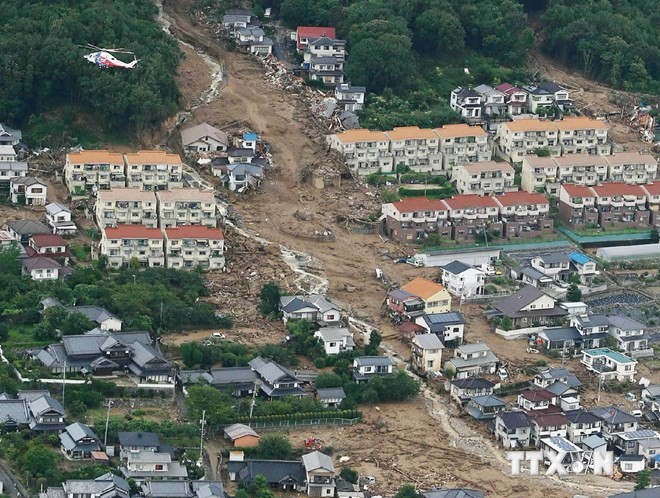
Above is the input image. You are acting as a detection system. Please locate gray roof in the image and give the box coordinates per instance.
[575,314,610,328]
[22,257,61,271]
[118,431,160,447]
[421,489,484,498]
[235,459,304,484]
[141,480,191,498]
[62,334,107,355]
[64,474,129,498]
[451,378,495,390]
[0,399,30,425]
[354,356,396,367]
[302,451,334,472]
[413,333,445,350]
[457,343,490,355]
[468,395,505,408]
[545,381,575,396]
[644,385,660,399]
[127,451,171,464]
[227,162,263,178]
[421,312,465,328]
[11,176,45,186]
[66,305,119,325]
[387,288,417,301]
[224,423,259,441]
[6,219,51,235]
[536,252,571,264]
[130,341,168,368]
[443,261,477,275]
[564,409,601,425]
[540,327,581,342]
[497,411,531,429]
[494,285,566,319]
[316,387,346,400]
[336,83,366,93]
[0,123,21,141]
[315,327,352,343]
[29,395,64,416]
[608,490,660,498]
[280,296,315,313]
[46,202,71,216]
[607,315,645,331]
[206,367,257,386]
[181,123,229,147]
[589,406,638,425]
[249,357,298,384]
[536,367,582,388]
[0,161,27,172]
[64,422,98,442]
[581,434,607,450]
[521,266,547,280]
[228,148,254,157]
[192,481,224,498]
[304,295,338,313]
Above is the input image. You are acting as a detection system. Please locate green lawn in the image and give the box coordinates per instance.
[6,325,51,349]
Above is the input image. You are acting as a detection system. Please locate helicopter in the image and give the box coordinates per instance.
[83,44,139,69]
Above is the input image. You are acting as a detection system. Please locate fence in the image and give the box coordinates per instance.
[209,417,360,432]
[495,326,545,340]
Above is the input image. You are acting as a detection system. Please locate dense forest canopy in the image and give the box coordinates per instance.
[542,0,660,93]
[0,0,181,139]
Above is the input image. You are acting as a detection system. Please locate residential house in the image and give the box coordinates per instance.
[0,230,16,247]
[224,163,263,192]
[46,203,76,234]
[164,226,225,270]
[95,189,158,228]
[452,161,516,196]
[296,27,337,51]
[606,315,649,353]
[314,327,355,355]
[241,132,259,152]
[308,55,344,85]
[614,429,660,456]
[495,191,554,239]
[414,312,465,345]
[100,225,165,268]
[280,295,340,324]
[522,82,572,113]
[589,406,639,440]
[441,261,485,298]
[445,343,499,379]
[0,123,21,146]
[64,150,126,194]
[528,412,568,447]
[380,197,451,244]
[495,411,532,448]
[59,422,101,460]
[449,87,483,123]
[581,348,637,382]
[22,257,65,281]
[28,234,69,263]
[129,341,173,383]
[435,124,491,171]
[0,144,18,162]
[316,387,346,409]
[581,434,608,455]
[335,84,366,112]
[539,436,584,470]
[0,161,28,189]
[302,37,345,66]
[465,394,506,421]
[352,356,396,383]
[0,391,66,432]
[140,480,224,498]
[546,381,581,411]
[401,277,452,314]
[121,450,188,481]
[494,83,528,116]
[637,437,660,466]
[302,451,335,498]
[449,378,495,406]
[535,367,582,390]
[248,356,306,398]
[124,151,184,191]
[5,220,51,244]
[642,385,660,414]
[236,27,274,55]
[489,285,567,328]
[326,129,393,175]
[222,10,252,31]
[617,454,647,474]
[384,127,442,174]
[46,300,123,331]
[496,119,560,164]
[10,177,47,205]
[570,251,598,284]
[40,473,130,498]
[336,478,364,498]
[564,410,602,444]
[177,367,257,397]
[590,183,650,229]
[530,252,572,282]
[410,333,444,375]
[119,431,160,460]
[555,154,609,187]
[520,267,554,289]
[228,458,305,491]
[537,326,582,351]
[605,153,658,184]
[443,195,502,243]
[387,289,426,321]
[180,123,229,153]
[558,183,599,230]
[224,424,260,448]
[474,84,506,117]
[517,389,554,412]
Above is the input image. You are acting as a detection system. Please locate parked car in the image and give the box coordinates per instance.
[406,258,424,267]
[211,332,226,339]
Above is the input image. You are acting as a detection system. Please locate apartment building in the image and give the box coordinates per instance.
[558,184,599,230]
[156,189,217,228]
[164,226,225,270]
[496,119,560,164]
[494,191,553,239]
[443,195,501,243]
[95,189,158,228]
[590,182,650,229]
[65,150,126,194]
[554,154,608,187]
[100,225,165,269]
[384,127,442,173]
[327,129,393,175]
[604,152,658,184]
[380,197,451,243]
[452,161,516,196]
[435,124,491,171]
[521,154,560,193]
[124,151,184,191]
[642,182,660,228]
[555,117,611,155]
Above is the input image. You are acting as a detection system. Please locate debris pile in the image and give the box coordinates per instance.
[629,104,658,143]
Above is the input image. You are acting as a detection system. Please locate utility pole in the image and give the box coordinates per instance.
[61,360,67,407]
[597,374,603,405]
[249,380,259,418]
[199,410,206,463]
[104,400,112,448]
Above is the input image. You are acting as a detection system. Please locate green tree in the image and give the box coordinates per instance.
[0,323,9,343]
[345,35,415,92]
[258,282,281,317]
[315,372,343,388]
[395,484,418,498]
[566,284,582,302]
[60,312,95,336]
[257,434,292,460]
[0,245,20,275]
[635,469,650,490]
[19,446,59,479]
[532,147,551,157]
[364,330,382,356]
[340,467,359,484]
[413,9,464,55]
[500,316,513,331]
[185,385,234,426]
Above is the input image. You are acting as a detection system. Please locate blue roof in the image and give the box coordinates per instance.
[570,251,592,265]
[243,132,258,141]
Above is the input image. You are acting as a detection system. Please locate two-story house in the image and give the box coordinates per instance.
[534,367,582,390]
[6,219,51,244]
[95,189,158,228]
[495,411,532,448]
[100,225,165,268]
[59,422,101,460]
[410,333,444,375]
[495,191,553,239]
[28,234,69,263]
[443,195,502,243]
[0,123,21,146]
[302,451,335,498]
[121,450,188,481]
[308,56,344,85]
[22,390,67,432]
[581,348,637,382]
[606,315,648,353]
[303,37,345,66]
[445,343,499,379]
[249,356,306,398]
[435,124,491,171]
[452,161,516,196]
[589,406,638,441]
[495,83,528,116]
[118,431,160,460]
[401,277,452,314]
[10,177,47,205]
[590,182,650,229]
[450,378,495,406]
[522,82,572,113]
[335,84,366,112]
[642,182,660,228]
[490,285,567,328]
[180,123,229,153]
[296,26,336,51]
[65,150,126,194]
[571,314,610,349]
[442,261,485,299]
[528,412,568,447]
[605,152,658,184]
[384,127,442,174]
[21,257,66,281]
[124,151,184,191]
[414,311,465,345]
[40,473,130,498]
[380,197,451,244]
[236,27,273,55]
[530,252,572,282]
[466,395,506,421]
[474,84,507,117]
[0,161,28,190]
[314,327,355,355]
[326,129,393,175]
[570,252,598,284]
[222,10,253,32]
[564,410,603,444]
[352,356,396,383]
[449,87,483,123]
[177,367,257,398]
[280,295,340,324]
[163,226,225,270]
[0,144,17,162]
[558,183,599,230]
[517,389,554,412]
[546,381,581,411]
[642,385,660,414]
[46,203,77,234]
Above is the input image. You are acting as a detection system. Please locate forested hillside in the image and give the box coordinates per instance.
[542,0,660,93]
[0,0,181,141]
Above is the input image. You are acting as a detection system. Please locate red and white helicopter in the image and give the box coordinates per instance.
[83,44,139,69]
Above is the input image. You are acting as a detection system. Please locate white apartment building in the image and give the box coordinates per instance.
[326,129,393,175]
[95,189,158,228]
[555,154,608,186]
[496,119,561,164]
[435,124,491,171]
[452,160,516,195]
[521,154,560,193]
[556,117,611,155]
[604,152,658,184]
[124,151,184,191]
[100,225,165,268]
[156,189,217,228]
[65,150,126,194]
[384,127,442,174]
[164,226,225,270]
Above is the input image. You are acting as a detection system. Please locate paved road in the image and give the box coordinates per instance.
[0,459,28,498]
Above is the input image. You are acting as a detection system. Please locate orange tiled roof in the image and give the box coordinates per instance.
[333,129,389,144]
[385,127,439,141]
[164,226,224,240]
[66,150,124,164]
[554,117,608,130]
[401,277,447,300]
[434,124,487,138]
[124,150,182,164]
[103,225,163,240]
[502,119,558,132]
[457,161,514,174]
[603,153,657,166]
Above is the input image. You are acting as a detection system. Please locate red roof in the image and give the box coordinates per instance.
[521,389,554,402]
[561,184,596,198]
[296,26,336,47]
[30,234,67,247]
[164,225,224,240]
[591,182,646,198]
[642,182,660,196]
[391,197,448,213]
[495,83,521,95]
[104,225,163,240]
[496,191,549,207]
[531,413,568,427]
[443,194,499,210]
